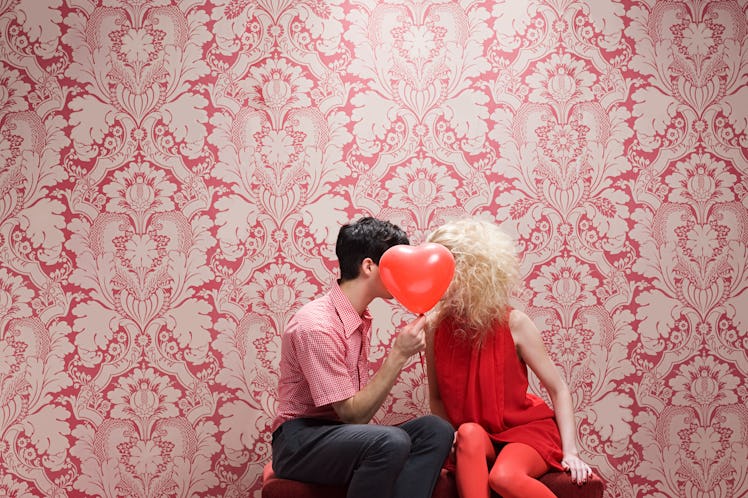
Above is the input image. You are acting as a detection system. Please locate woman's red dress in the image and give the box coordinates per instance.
[433,313,564,470]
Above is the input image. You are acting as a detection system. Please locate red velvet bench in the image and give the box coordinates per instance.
[262,461,604,498]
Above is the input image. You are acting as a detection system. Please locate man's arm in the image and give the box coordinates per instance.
[332,315,426,424]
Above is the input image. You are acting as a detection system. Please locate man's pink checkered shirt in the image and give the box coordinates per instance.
[272,283,372,431]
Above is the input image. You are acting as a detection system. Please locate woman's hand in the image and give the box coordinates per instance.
[561,453,593,485]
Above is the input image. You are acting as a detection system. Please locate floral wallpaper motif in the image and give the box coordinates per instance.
[0,1,746,497]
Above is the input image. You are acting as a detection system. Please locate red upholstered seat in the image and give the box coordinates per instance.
[262,461,604,498]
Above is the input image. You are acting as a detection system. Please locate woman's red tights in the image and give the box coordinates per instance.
[454,422,555,498]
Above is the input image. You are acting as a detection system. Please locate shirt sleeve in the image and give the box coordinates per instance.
[292,325,358,408]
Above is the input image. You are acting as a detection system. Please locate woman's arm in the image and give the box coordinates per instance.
[509,309,593,484]
[424,323,449,420]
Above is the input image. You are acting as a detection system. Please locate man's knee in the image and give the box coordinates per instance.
[420,415,455,445]
[368,426,412,461]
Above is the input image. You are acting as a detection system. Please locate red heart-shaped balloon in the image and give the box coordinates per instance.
[379,243,455,314]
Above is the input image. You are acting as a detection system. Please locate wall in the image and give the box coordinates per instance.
[0,0,746,497]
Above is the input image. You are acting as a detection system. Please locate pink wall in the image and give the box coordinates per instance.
[0,1,746,497]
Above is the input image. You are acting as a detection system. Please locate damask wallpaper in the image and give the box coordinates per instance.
[0,0,746,497]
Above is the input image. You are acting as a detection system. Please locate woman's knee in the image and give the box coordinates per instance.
[455,422,489,454]
[456,422,486,439]
[488,462,514,494]
[488,445,550,498]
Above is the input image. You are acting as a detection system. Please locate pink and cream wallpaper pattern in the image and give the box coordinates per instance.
[0,0,746,497]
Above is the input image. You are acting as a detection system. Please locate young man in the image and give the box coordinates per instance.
[271,217,454,498]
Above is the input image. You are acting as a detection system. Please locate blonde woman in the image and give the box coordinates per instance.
[425,219,592,498]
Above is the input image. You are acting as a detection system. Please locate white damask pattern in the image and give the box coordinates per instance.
[0,1,746,497]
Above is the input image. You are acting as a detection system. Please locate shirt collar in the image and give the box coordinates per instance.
[330,283,371,338]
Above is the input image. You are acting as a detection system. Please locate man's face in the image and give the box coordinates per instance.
[362,259,393,299]
[372,263,394,299]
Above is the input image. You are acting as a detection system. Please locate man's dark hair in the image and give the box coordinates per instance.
[336,217,409,281]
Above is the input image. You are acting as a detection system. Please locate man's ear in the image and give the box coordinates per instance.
[361,257,375,276]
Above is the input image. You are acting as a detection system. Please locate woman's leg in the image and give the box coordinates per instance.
[454,423,496,498]
[488,442,554,498]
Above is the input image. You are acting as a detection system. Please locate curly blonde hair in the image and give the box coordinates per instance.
[426,218,520,344]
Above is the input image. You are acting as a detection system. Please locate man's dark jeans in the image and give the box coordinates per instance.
[272,415,454,498]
